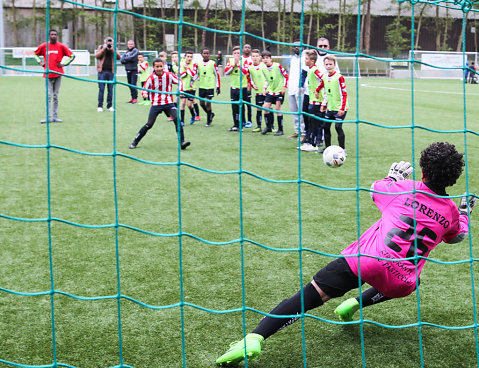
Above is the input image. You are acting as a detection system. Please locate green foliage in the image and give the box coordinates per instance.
[385,20,410,58]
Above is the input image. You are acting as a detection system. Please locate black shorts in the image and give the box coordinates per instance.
[180,89,196,101]
[199,88,214,99]
[255,94,265,107]
[312,257,363,298]
[325,110,347,121]
[230,87,248,102]
[265,93,284,105]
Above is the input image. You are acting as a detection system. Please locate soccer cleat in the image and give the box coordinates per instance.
[189,116,196,125]
[228,126,239,132]
[288,133,298,139]
[205,123,212,127]
[334,298,360,322]
[129,142,137,149]
[131,99,138,104]
[244,121,253,128]
[40,118,49,123]
[260,127,272,135]
[97,107,103,112]
[300,144,316,152]
[210,112,215,123]
[317,148,325,154]
[252,127,261,132]
[195,115,201,121]
[274,130,284,136]
[216,333,264,366]
[107,107,115,112]
[127,99,134,103]
[181,141,191,150]
[168,116,174,121]
[53,118,63,123]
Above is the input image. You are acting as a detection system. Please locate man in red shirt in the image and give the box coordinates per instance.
[34,29,75,123]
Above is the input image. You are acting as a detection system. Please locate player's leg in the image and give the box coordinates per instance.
[216,257,360,365]
[240,87,248,127]
[273,98,284,136]
[229,88,240,131]
[41,78,54,123]
[129,106,161,148]
[334,111,347,149]
[130,71,138,102]
[187,94,196,124]
[180,96,187,125]
[245,88,253,126]
[301,94,310,143]
[261,95,274,134]
[334,287,392,322]
[193,98,200,121]
[253,94,264,132]
[169,106,190,149]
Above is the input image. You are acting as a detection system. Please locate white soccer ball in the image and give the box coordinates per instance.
[322,145,346,168]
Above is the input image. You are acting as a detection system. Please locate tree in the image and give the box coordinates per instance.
[385,1,409,57]
[190,0,202,52]
[413,2,429,50]
[201,0,212,48]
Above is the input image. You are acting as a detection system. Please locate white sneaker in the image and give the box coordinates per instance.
[107,107,114,112]
[97,107,103,112]
[300,144,317,152]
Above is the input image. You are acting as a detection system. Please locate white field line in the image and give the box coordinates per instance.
[360,83,479,96]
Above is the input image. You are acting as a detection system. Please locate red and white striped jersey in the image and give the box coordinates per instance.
[144,71,178,106]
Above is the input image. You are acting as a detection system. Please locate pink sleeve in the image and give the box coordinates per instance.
[443,213,469,243]
[371,177,398,212]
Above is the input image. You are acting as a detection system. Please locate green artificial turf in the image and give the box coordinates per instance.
[0,75,478,367]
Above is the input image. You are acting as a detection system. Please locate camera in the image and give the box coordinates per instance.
[107,44,112,49]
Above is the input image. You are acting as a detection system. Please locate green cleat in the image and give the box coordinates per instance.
[216,333,264,366]
[334,298,360,322]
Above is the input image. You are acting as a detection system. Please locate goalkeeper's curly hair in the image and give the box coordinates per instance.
[420,142,464,189]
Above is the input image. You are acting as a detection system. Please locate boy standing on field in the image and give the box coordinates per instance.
[179,51,199,126]
[319,54,348,153]
[299,50,325,152]
[261,50,289,136]
[246,49,267,132]
[129,58,190,150]
[224,46,249,131]
[137,53,151,105]
[197,47,221,127]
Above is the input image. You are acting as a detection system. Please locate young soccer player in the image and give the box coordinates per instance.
[246,49,267,132]
[128,58,190,150]
[179,51,199,125]
[224,46,249,131]
[216,142,475,365]
[299,50,325,152]
[197,47,221,127]
[242,43,254,127]
[319,54,348,153]
[137,53,151,105]
[261,50,289,136]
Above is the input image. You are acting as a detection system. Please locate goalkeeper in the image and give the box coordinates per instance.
[216,142,475,365]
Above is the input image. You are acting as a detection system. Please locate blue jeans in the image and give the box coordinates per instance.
[98,71,114,108]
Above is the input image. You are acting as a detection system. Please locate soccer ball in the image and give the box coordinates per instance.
[141,90,148,99]
[322,145,346,168]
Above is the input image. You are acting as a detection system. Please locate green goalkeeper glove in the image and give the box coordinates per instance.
[459,193,476,215]
[388,161,413,181]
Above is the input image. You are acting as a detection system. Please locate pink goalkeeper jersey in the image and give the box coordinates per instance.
[342,178,469,298]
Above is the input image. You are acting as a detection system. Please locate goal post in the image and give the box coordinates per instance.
[409,50,478,79]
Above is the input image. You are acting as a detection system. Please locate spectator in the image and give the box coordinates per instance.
[95,36,121,112]
[34,29,75,123]
[121,39,139,103]
[287,40,305,140]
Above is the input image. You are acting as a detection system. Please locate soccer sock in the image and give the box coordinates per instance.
[356,287,391,307]
[133,124,151,144]
[207,111,212,124]
[180,109,185,123]
[189,106,195,118]
[252,282,323,340]
[335,123,345,148]
[256,110,262,128]
[277,115,283,131]
[201,103,209,113]
[266,113,274,129]
[194,103,200,116]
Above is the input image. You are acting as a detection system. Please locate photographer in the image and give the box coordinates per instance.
[95,36,121,112]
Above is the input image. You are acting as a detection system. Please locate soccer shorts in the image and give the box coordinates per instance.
[180,89,196,101]
[199,88,214,99]
[325,110,348,121]
[312,257,363,298]
[265,93,284,105]
[255,94,265,107]
[230,87,248,102]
